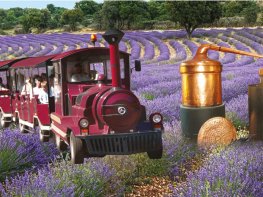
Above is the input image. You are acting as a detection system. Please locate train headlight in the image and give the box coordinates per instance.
[150,113,163,124]
[153,114,162,123]
[79,118,89,128]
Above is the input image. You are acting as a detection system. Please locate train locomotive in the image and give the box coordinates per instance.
[0,29,164,164]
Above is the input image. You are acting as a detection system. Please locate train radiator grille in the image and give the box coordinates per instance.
[83,131,162,155]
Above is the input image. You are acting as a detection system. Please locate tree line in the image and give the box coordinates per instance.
[0,1,262,38]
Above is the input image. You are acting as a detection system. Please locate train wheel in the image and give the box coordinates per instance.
[39,130,49,142]
[70,132,84,164]
[147,146,163,159]
[55,134,67,151]
[0,112,9,129]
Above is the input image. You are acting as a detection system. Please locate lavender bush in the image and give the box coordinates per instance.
[0,169,75,197]
[172,141,263,197]
[0,159,122,197]
[0,128,58,181]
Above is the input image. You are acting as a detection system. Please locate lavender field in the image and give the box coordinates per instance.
[0,27,263,196]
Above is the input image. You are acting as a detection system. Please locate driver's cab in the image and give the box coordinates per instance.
[52,48,131,116]
[66,55,127,84]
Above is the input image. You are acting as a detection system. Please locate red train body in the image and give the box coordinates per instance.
[0,29,163,164]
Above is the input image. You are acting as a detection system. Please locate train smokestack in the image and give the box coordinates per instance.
[102,29,124,88]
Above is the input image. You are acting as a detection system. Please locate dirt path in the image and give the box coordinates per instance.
[126,177,173,197]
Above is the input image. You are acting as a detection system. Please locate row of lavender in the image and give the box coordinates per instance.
[0,28,262,63]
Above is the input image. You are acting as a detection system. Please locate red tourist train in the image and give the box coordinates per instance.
[0,29,163,164]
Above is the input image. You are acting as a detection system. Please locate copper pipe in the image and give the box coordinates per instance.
[180,44,263,107]
[197,44,263,58]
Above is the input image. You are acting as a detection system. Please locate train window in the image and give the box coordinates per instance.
[107,59,125,80]
[0,71,7,85]
[67,62,92,82]
[90,62,104,78]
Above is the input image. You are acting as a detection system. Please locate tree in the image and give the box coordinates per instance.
[100,1,122,29]
[47,4,56,14]
[74,0,100,16]
[119,1,149,29]
[20,8,51,33]
[61,9,84,31]
[166,1,222,39]
[222,1,244,17]
[147,1,169,21]
[46,5,66,29]
[98,1,150,29]
[9,7,24,18]
[242,2,260,24]
[222,1,259,17]
[39,9,51,29]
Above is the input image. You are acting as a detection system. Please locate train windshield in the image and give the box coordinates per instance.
[67,56,125,83]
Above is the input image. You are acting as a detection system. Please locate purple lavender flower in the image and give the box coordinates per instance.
[171,141,263,197]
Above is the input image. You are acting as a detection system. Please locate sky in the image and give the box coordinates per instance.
[0,0,104,9]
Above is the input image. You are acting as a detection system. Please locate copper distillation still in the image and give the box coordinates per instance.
[180,44,263,139]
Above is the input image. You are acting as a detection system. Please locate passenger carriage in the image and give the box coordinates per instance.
[10,55,56,141]
[0,59,23,128]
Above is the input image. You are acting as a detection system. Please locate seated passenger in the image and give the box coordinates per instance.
[41,73,47,82]
[39,81,49,104]
[33,76,42,95]
[70,63,90,82]
[0,77,7,90]
[21,77,33,98]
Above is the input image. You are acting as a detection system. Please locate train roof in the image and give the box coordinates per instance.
[11,55,56,68]
[0,59,22,71]
[1,47,129,70]
[51,47,130,61]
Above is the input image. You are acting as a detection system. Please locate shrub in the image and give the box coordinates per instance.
[217,16,246,27]
[172,141,263,196]
[0,129,58,182]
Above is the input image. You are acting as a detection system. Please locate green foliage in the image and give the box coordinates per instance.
[257,12,263,25]
[133,153,169,178]
[217,16,246,27]
[242,3,261,24]
[75,0,100,16]
[166,1,222,39]
[0,0,261,32]
[47,4,56,14]
[0,29,7,35]
[97,1,150,30]
[61,9,84,31]
[226,111,247,128]
[20,8,51,33]
[51,159,123,196]
[142,92,155,100]
[148,1,169,21]
[222,1,261,25]
[222,1,259,17]
[222,1,246,17]
[0,142,31,181]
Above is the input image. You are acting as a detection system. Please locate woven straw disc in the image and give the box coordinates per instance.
[197,117,237,148]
